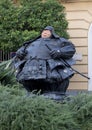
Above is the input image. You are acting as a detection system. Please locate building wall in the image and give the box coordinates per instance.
[61,1,92,90]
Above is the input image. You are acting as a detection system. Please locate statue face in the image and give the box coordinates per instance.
[41,30,52,38]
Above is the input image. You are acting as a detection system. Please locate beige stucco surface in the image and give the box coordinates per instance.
[61,1,92,90]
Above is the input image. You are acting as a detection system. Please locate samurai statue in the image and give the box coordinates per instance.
[13,26,76,99]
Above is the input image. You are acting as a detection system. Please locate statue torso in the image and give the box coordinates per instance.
[25,38,61,60]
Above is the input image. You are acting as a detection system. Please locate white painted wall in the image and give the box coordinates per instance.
[88,23,92,91]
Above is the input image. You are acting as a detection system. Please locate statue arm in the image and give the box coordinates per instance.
[49,38,76,59]
[16,46,28,60]
[59,40,76,59]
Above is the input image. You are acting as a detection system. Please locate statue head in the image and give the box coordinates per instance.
[23,26,60,45]
[41,26,59,38]
[41,29,52,38]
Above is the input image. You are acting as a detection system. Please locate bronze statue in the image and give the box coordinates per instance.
[13,26,76,99]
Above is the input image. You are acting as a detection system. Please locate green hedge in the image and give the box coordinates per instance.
[0,0,69,52]
[1,86,92,130]
[69,93,92,130]
[0,86,78,130]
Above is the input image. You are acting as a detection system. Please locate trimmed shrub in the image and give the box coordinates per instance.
[0,0,69,52]
[1,86,92,129]
[0,86,78,130]
[69,93,92,130]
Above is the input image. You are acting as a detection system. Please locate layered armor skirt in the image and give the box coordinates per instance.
[16,59,74,83]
